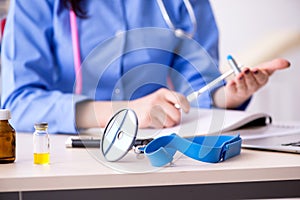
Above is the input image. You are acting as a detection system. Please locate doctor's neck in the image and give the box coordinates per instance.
[62,0,87,18]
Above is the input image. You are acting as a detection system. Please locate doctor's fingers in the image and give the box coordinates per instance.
[226,80,238,94]
[242,69,260,93]
[251,68,269,86]
[149,105,178,128]
[161,101,182,125]
[226,79,249,98]
[235,74,248,96]
[164,89,190,113]
[255,58,290,76]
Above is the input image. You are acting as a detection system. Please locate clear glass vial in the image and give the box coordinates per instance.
[0,109,16,164]
[33,122,50,165]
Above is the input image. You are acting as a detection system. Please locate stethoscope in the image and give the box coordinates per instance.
[69,0,197,95]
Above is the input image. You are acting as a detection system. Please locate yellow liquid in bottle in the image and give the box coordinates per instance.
[34,153,50,165]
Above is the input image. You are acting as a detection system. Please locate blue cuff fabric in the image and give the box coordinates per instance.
[144,133,242,167]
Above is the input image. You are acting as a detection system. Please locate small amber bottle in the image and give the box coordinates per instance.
[0,109,16,164]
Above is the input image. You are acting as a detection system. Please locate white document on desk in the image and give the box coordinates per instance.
[225,124,300,140]
[136,108,272,139]
[233,124,300,154]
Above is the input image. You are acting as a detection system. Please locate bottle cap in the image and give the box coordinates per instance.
[0,109,11,120]
[34,122,48,130]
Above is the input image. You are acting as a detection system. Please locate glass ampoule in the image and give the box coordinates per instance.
[33,122,50,165]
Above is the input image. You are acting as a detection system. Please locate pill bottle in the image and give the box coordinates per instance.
[0,109,16,164]
[33,122,50,165]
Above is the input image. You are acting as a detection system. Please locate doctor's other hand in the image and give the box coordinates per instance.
[214,58,290,109]
[129,88,190,129]
[76,88,190,130]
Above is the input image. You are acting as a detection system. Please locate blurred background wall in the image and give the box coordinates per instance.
[0,0,7,17]
[210,0,300,123]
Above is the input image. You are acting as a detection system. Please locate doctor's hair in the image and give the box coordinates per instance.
[62,0,87,18]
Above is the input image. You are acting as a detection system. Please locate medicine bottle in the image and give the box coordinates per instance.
[0,109,16,164]
[33,122,50,165]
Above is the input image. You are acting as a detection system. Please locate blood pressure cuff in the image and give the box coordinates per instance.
[144,133,242,167]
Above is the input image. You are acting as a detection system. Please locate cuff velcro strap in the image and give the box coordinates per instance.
[144,133,242,167]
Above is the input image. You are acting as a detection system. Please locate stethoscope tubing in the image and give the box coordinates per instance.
[70,9,82,95]
[156,0,197,38]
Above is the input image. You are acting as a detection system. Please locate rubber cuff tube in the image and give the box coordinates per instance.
[144,133,242,167]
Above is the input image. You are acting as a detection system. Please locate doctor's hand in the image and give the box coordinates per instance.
[75,88,190,130]
[129,88,190,129]
[214,58,290,109]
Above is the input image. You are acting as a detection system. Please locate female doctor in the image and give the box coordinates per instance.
[1,0,289,133]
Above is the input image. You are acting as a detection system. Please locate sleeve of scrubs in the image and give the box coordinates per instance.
[1,0,89,133]
[168,0,222,108]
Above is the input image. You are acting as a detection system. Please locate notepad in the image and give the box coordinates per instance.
[80,108,272,138]
[136,108,272,139]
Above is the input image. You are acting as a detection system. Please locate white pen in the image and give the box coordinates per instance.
[186,56,243,103]
[227,55,242,75]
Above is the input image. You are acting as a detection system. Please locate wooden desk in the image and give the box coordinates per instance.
[0,133,299,200]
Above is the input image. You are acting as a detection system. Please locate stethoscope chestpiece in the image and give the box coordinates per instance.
[101,109,138,162]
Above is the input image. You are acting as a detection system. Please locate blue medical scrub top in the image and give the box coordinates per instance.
[1,0,223,133]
